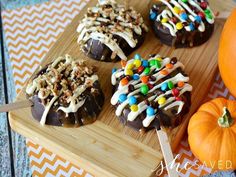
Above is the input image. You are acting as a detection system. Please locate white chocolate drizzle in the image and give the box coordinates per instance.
[26,55,98,126]
[77,0,148,60]
[111,54,192,128]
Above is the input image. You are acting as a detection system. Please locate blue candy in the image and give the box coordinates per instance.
[189,23,195,31]
[146,106,155,116]
[149,12,157,21]
[112,68,117,74]
[119,94,127,103]
[195,15,202,23]
[180,13,188,20]
[133,74,140,80]
[161,82,168,91]
[128,96,137,105]
[134,54,141,60]
[142,60,149,67]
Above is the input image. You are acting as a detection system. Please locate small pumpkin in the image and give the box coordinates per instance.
[218,9,236,97]
[188,98,236,170]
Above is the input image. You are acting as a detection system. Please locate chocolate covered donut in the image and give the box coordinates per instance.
[77,0,148,62]
[26,55,104,127]
[111,54,192,132]
[149,0,215,48]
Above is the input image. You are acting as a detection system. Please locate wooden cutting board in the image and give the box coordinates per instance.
[8,0,232,176]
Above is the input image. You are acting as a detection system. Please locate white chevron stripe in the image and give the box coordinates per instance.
[8,46,49,61]
[3,8,79,34]
[3,0,86,19]
[7,32,59,52]
[31,159,70,172]
[27,144,43,154]
[56,167,84,177]
[178,148,193,157]
[30,153,57,163]
[4,21,65,40]
[3,1,87,25]
[11,58,41,69]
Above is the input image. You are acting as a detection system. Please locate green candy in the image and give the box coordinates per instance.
[206,13,213,19]
[149,60,156,67]
[140,84,149,95]
[181,0,188,3]
[168,81,174,89]
[204,9,210,14]
[149,60,161,69]
[155,60,161,68]
[144,67,150,75]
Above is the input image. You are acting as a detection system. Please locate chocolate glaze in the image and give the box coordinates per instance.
[150,1,214,48]
[152,21,214,48]
[112,67,191,132]
[83,32,146,62]
[30,81,104,127]
[26,55,105,127]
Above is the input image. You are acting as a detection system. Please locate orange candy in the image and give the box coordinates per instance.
[160,69,169,75]
[166,63,174,69]
[178,81,185,88]
[121,60,127,68]
[121,77,129,86]
[141,76,149,83]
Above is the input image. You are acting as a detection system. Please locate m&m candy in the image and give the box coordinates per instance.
[176,22,183,30]
[142,60,149,67]
[119,94,127,103]
[168,81,174,89]
[161,82,168,91]
[150,12,157,21]
[133,74,140,80]
[125,69,133,76]
[144,67,151,75]
[146,106,155,116]
[128,96,137,105]
[134,59,142,68]
[141,76,149,83]
[158,97,166,105]
[130,104,138,112]
[134,54,141,60]
[112,68,117,74]
[121,77,129,86]
[140,84,149,95]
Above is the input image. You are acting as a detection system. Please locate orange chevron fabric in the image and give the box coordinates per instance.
[2,0,233,176]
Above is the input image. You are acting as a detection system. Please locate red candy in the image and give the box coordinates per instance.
[147,83,154,89]
[137,66,145,73]
[198,12,205,19]
[170,17,178,24]
[200,2,208,10]
[172,88,180,97]
[176,97,182,101]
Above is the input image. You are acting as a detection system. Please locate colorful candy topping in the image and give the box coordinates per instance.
[150,0,215,36]
[111,54,193,128]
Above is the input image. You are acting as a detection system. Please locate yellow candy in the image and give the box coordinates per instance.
[156,57,163,62]
[173,6,180,14]
[125,69,133,76]
[133,59,141,68]
[130,105,138,112]
[176,22,183,30]
[127,63,134,70]
[158,97,166,105]
[161,18,168,23]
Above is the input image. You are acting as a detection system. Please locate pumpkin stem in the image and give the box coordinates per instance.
[218,107,234,128]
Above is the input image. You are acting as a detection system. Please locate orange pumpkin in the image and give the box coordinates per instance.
[219,9,236,97]
[188,98,236,170]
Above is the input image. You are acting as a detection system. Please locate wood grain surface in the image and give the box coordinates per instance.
[8,0,235,176]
